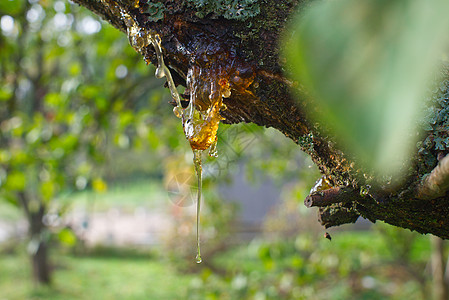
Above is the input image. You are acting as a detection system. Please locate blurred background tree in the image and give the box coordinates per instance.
[0,0,254,287]
[0,0,179,284]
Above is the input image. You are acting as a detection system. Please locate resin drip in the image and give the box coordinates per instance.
[193,149,202,263]
[121,11,211,263]
[120,7,257,263]
[121,10,183,114]
[183,65,227,152]
[181,65,229,263]
[310,175,333,193]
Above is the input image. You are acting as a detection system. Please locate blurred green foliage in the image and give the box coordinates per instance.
[0,221,433,300]
[0,0,183,282]
[0,247,194,299]
[188,225,431,300]
[285,0,449,180]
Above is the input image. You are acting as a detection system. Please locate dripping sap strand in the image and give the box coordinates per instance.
[121,9,230,263]
[153,39,205,264]
[151,40,208,264]
[154,44,205,263]
[193,149,202,264]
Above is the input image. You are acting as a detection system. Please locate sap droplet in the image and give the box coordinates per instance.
[183,67,224,150]
[196,254,202,264]
[223,88,231,98]
[173,106,182,118]
[149,35,183,110]
[209,138,218,157]
[155,67,165,79]
[310,175,332,194]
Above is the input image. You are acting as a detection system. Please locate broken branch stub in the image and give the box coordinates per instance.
[304,186,361,208]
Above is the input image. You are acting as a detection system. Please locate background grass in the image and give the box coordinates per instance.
[0,181,437,300]
[0,249,195,300]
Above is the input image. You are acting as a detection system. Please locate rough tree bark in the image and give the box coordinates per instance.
[72,0,449,239]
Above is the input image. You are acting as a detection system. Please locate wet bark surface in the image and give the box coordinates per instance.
[73,0,449,239]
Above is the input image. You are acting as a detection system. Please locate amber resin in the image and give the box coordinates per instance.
[310,175,333,193]
[119,5,257,263]
[193,149,202,264]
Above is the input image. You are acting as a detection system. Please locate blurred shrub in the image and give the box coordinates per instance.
[186,226,431,300]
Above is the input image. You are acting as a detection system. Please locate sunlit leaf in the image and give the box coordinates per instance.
[147,128,160,150]
[69,62,82,76]
[286,0,449,178]
[0,88,12,101]
[11,150,29,165]
[5,171,26,191]
[60,134,78,151]
[0,0,22,14]
[0,150,11,164]
[40,181,55,201]
[92,177,107,193]
[58,228,77,246]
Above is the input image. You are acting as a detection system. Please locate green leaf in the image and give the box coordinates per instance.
[0,150,11,164]
[0,87,12,102]
[58,228,77,246]
[92,178,107,193]
[69,62,82,77]
[5,171,26,191]
[0,0,22,15]
[285,0,449,178]
[40,181,55,201]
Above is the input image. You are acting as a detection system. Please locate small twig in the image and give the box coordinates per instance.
[418,154,449,200]
[304,186,361,228]
[304,186,360,208]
